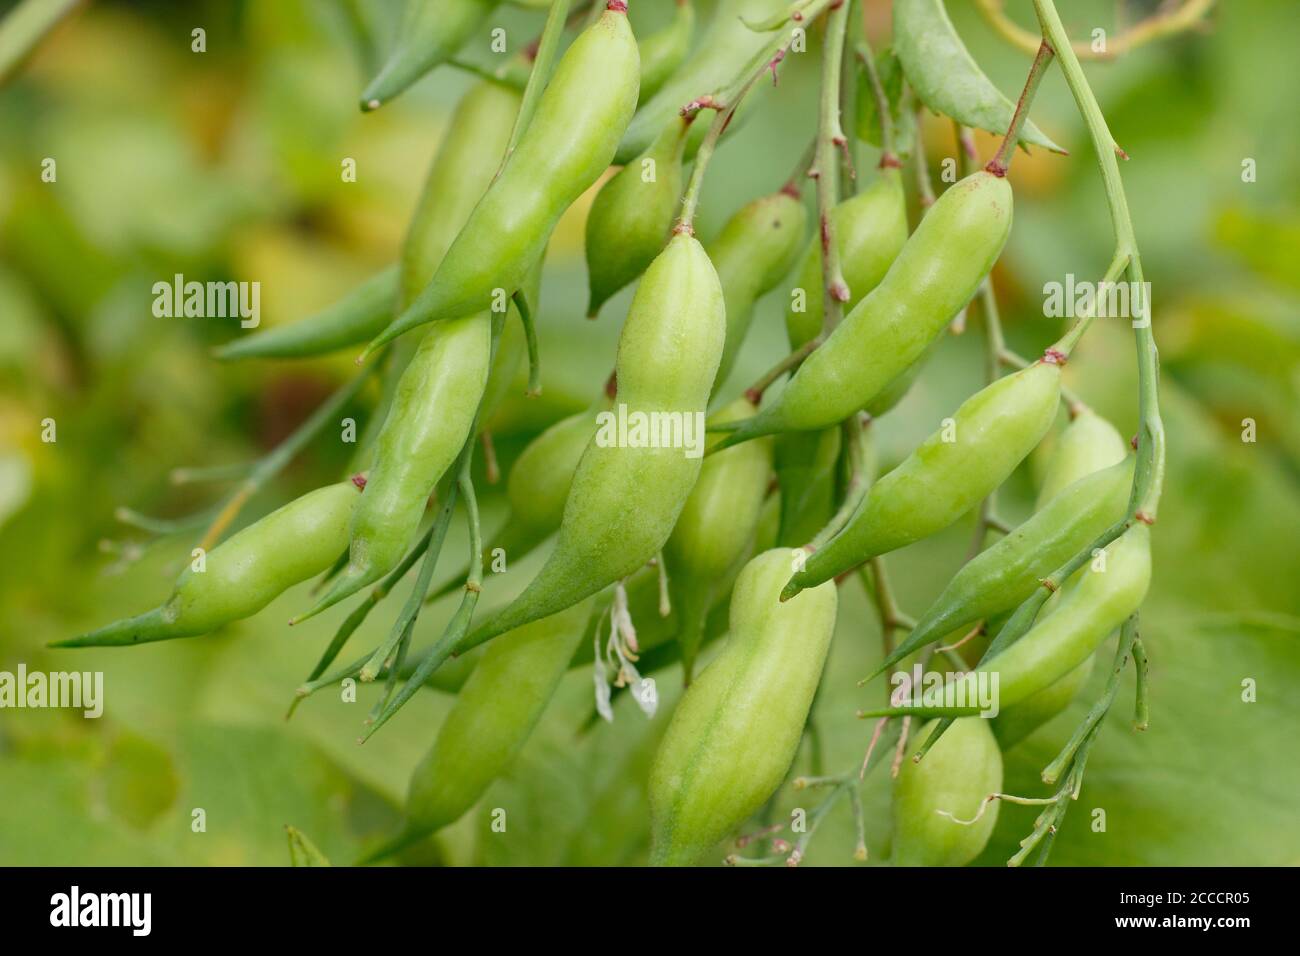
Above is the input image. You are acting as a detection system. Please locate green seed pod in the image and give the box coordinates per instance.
[876,457,1133,678]
[1035,408,1128,510]
[992,653,1094,749]
[891,717,1002,866]
[213,265,398,361]
[665,397,774,681]
[893,0,1064,154]
[716,170,1013,447]
[306,313,494,618]
[400,600,592,846]
[585,116,691,318]
[55,481,362,648]
[370,8,640,348]
[464,231,725,648]
[710,190,808,390]
[862,347,929,418]
[427,391,612,603]
[637,0,695,104]
[360,0,499,112]
[870,524,1152,719]
[617,0,786,164]
[785,169,908,350]
[649,549,838,866]
[399,79,523,310]
[785,358,1061,599]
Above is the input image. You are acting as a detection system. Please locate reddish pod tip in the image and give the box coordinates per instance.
[780,179,801,199]
[1135,511,1155,526]
[350,473,367,491]
[1130,433,1139,450]
[984,159,1008,178]
[606,1,628,13]
[1042,348,1067,366]
[879,152,902,170]
[672,221,695,237]
[604,370,618,399]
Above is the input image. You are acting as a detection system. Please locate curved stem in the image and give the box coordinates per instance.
[975,0,1215,62]
[1032,0,1164,522]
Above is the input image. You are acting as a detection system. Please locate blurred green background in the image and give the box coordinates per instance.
[0,0,1297,866]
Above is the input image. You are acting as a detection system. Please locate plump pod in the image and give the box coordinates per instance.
[874,457,1134,678]
[892,0,1063,153]
[55,481,362,648]
[649,549,838,866]
[214,265,397,361]
[428,393,611,602]
[710,190,808,390]
[664,398,774,681]
[369,9,640,349]
[617,0,785,164]
[785,359,1061,599]
[716,170,1013,448]
[785,169,909,350]
[399,78,523,310]
[360,0,498,111]
[306,314,493,618]
[387,600,591,855]
[871,524,1152,719]
[637,0,695,104]
[1035,408,1128,510]
[585,116,691,318]
[891,717,1003,866]
[464,232,725,648]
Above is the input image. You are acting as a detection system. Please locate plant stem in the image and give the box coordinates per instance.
[974,0,1215,62]
[193,363,376,552]
[512,288,542,397]
[812,0,852,335]
[1032,0,1164,522]
[854,36,897,166]
[675,0,837,234]
[986,38,1055,177]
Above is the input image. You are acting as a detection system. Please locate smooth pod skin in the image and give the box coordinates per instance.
[359,0,498,111]
[872,524,1153,719]
[891,718,1002,866]
[665,398,774,681]
[370,9,640,348]
[649,549,838,866]
[717,171,1013,447]
[774,426,841,547]
[893,0,1063,154]
[1035,408,1128,510]
[214,265,398,361]
[310,314,493,616]
[55,481,362,647]
[785,169,908,350]
[427,393,610,603]
[875,457,1134,678]
[616,0,785,164]
[710,190,808,390]
[399,79,522,310]
[403,600,591,838]
[993,653,1094,749]
[637,0,695,104]
[464,232,725,648]
[585,116,691,318]
[785,359,1061,599]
